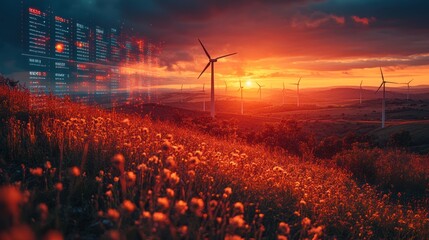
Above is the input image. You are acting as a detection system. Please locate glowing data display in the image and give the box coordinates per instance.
[27,7,49,93]
[23,4,161,103]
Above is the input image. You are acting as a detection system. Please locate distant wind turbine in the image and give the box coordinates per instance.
[359,80,363,104]
[224,80,228,94]
[376,67,397,128]
[256,82,264,101]
[238,80,244,114]
[291,77,301,107]
[404,79,413,100]
[197,39,237,118]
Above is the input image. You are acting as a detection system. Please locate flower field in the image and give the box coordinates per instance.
[0,87,428,239]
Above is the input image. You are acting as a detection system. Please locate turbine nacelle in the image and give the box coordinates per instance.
[197,39,237,79]
[197,38,237,118]
[376,67,397,93]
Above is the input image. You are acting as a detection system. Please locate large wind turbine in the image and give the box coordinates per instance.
[376,67,397,128]
[359,80,363,104]
[291,77,301,107]
[197,39,237,118]
[404,79,413,100]
[256,82,263,101]
[238,80,244,115]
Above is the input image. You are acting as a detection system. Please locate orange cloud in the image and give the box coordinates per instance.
[292,13,345,28]
[330,15,345,25]
[351,16,375,25]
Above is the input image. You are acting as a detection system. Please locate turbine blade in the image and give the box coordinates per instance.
[198,62,211,79]
[298,77,301,84]
[283,82,285,89]
[409,79,413,84]
[215,52,237,60]
[239,80,242,88]
[375,82,383,93]
[360,80,363,87]
[380,67,385,82]
[198,39,211,59]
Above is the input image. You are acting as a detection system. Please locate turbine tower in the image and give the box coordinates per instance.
[238,80,244,115]
[291,77,301,107]
[256,82,263,101]
[197,39,237,118]
[359,80,363,104]
[376,67,397,128]
[202,83,206,112]
[405,79,413,100]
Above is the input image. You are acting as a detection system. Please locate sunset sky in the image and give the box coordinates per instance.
[1,0,429,89]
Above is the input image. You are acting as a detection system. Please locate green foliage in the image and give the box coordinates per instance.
[334,146,429,195]
[249,120,309,156]
[388,130,412,148]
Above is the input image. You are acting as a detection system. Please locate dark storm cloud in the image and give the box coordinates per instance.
[290,53,429,72]
[1,0,429,76]
[311,0,429,30]
[158,51,195,72]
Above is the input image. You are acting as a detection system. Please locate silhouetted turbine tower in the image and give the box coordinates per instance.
[376,67,397,128]
[256,82,264,101]
[291,77,301,107]
[238,80,244,115]
[359,80,363,104]
[404,79,413,100]
[197,39,237,118]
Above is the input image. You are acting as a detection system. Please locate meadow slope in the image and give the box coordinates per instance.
[0,87,428,239]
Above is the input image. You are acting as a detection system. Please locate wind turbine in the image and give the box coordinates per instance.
[238,80,244,115]
[282,82,286,105]
[376,67,397,128]
[359,80,363,104]
[256,82,263,101]
[197,39,237,118]
[202,83,206,112]
[404,79,413,100]
[291,77,301,107]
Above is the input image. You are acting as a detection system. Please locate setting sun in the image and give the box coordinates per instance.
[246,80,252,87]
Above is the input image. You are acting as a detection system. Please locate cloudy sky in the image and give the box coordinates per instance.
[1,0,429,88]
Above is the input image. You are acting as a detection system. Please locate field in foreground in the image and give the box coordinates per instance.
[0,87,428,239]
